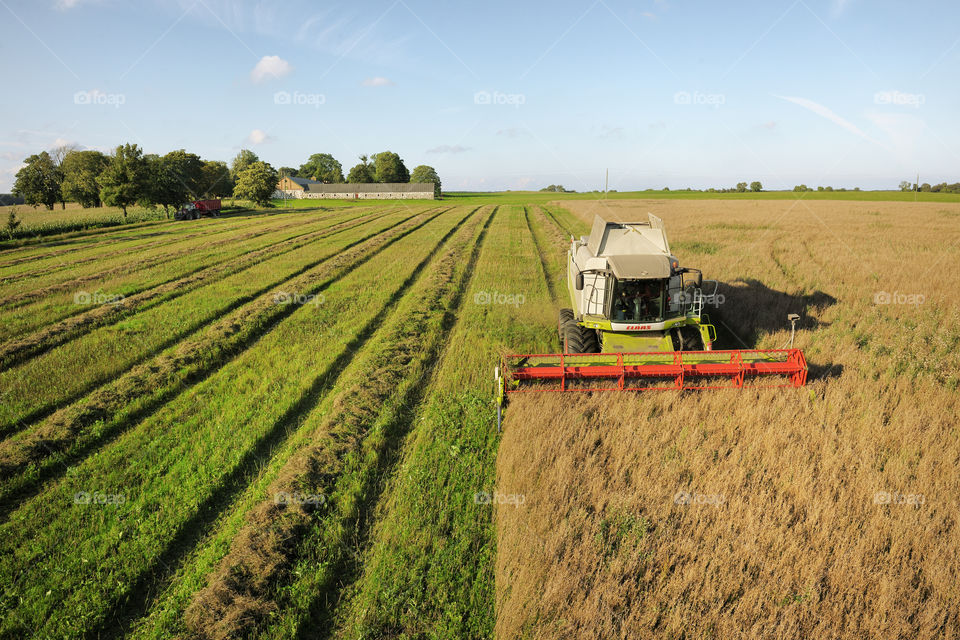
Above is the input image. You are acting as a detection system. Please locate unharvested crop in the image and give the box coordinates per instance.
[496,198,960,640]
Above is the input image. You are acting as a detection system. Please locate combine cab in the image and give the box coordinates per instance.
[495,214,807,429]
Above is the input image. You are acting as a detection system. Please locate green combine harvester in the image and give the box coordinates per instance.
[495,213,807,429]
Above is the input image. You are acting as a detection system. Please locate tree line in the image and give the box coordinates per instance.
[899,180,960,193]
[12,146,442,216]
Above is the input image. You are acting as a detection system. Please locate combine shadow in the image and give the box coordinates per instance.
[708,278,841,378]
[808,362,844,381]
[709,278,836,348]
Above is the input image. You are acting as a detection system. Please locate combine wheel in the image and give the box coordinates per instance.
[558,308,575,343]
[563,322,599,354]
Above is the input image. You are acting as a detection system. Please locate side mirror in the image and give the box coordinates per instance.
[575,272,584,291]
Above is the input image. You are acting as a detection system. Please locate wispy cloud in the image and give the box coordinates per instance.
[362,76,394,87]
[776,95,883,146]
[54,0,94,9]
[496,128,527,138]
[865,112,924,153]
[832,0,853,16]
[250,55,292,83]
[427,144,471,154]
[598,125,625,140]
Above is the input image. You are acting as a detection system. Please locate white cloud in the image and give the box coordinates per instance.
[426,145,470,154]
[362,76,394,87]
[245,129,272,145]
[776,95,884,147]
[250,55,292,83]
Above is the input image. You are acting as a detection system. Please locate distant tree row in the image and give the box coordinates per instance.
[540,184,574,193]
[899,180,960,193]
[12,144,232,217]
[792,185,861,192]
[279,151,441,198]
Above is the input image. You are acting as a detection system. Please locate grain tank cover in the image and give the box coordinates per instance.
[606,254,672,279]
[586,213,671,258]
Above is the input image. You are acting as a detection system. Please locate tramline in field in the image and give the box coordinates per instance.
[495,213,807,427]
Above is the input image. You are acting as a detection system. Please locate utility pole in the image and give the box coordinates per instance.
[604,168,609,197]
[915,171,919,202]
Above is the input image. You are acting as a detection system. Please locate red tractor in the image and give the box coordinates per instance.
[175,199,221,221]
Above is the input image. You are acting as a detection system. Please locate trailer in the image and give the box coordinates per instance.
[175,199,221,220]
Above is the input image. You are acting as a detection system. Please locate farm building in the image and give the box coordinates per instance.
[275,175,322,195]
[274,179,435,200]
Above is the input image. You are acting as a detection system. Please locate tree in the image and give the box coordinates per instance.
[277,167,298,178]
[409,165,442,198]
[52,144,79,208]
[750,181,762,192]
[233,161,278,206]
[231,149,259,179]
[163,150,204,197]
[735,182,748,193]
[793,184,809,192]
[143,153,190,216]
[13,151,62,210]
[61,150,108,207]
[98,143,147,218]
[298,153,344,183]
[899,180,912,192]
[373,151,409,183]
[198,161,233,198]
[346,155,374,183]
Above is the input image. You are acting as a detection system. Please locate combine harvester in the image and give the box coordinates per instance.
[495,213,807,429]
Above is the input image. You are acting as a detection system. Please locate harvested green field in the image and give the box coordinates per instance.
[1,198,956,639]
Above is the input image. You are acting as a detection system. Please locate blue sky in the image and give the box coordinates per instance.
[1,0,958,192]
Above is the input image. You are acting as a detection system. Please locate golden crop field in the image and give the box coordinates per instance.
[497,198,960,639]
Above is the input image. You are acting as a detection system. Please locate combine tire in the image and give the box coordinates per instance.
[558,308,575,343]
[563,322,599,354]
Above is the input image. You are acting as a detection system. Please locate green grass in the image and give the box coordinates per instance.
[0,211,364,343]
[0,209,418,435]
[439,189,960,204]
[0,207,459,638]
[332,205,560,638]
[127,207,484,640]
